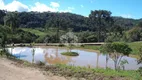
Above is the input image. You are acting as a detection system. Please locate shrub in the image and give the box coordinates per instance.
[58,43,65,47]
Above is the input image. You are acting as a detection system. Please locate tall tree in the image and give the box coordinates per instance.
[89,10,113,42]
[56,17,60,43]
[0,10,6,25]
[4,12,19,33]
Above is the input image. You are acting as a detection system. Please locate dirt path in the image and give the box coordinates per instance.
[0,58,67,80]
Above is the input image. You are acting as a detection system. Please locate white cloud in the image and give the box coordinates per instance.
[0,0,74,13]
[30,2,58,12]
[121,14,132,18]
[5,0,29,12]
[50,2,60,8]
[0,0,5,9]
[0,0,29,12]
[80,5,84,8]
[60,7,75,12]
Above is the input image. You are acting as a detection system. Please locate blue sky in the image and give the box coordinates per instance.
[0,0,142,19]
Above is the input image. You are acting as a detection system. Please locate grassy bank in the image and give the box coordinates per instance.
[8,59,142,80]
[45,64,141,80]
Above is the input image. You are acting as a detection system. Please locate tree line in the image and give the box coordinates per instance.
[0,10,142,43]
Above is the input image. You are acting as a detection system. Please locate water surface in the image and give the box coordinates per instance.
[8,46,142,70]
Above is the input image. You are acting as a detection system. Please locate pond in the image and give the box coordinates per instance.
[8,46,142,70]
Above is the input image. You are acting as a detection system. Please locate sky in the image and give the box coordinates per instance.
[0,0,142,19]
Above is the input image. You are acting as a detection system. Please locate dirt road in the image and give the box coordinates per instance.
[0,58,67,80]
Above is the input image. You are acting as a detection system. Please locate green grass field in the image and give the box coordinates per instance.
[128,41,142,54]
[21,28,48,42]
[21,28,47,36]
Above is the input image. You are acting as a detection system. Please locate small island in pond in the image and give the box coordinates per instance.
[61,52,79,56]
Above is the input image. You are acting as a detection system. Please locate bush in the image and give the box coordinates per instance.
[80,44,85,47]
[58,43,65,47]
[61,52,79,56]
[138,67,142,76]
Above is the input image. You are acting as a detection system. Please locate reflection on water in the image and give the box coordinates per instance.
[8,46,142,70]
[31,48,35,63]
[44,47,73,64]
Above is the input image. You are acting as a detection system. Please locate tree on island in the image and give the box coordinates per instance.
[60,32,79,56]
[60,32,78,51]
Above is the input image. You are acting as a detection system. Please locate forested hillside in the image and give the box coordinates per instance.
[1,10,141,31]
[0,10,142,43]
